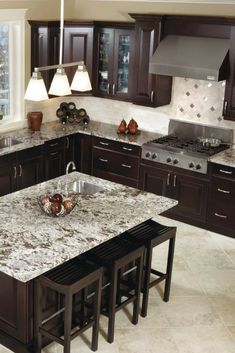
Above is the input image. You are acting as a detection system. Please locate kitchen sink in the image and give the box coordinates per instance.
[68,180,105,195]
[0,137,22,149]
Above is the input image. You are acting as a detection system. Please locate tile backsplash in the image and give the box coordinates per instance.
[26,77,235,142]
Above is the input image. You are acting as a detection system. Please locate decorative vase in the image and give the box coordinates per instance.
[28,111,43,131]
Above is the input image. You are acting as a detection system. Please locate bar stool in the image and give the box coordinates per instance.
[34,258,103,353]
[121,219,176,317]
[86,237,144,344]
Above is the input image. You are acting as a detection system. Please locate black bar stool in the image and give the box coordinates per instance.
[34,258,103,353]
[120,219,176,317]
[86,237,144,344]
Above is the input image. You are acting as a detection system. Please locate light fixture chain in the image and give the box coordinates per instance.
[59,0,64,66]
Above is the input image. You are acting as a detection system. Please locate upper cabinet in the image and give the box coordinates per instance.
[92,24,135,101]
[63,22,94,95]
[29,21,60,91]
[29,21,94,95]
[129,14,172,107]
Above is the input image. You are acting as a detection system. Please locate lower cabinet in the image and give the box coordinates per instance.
[44,138,66,181]
[139,162,209,222]
[206,163,235,237]
[0,153,17,196]
[92,136,140,187]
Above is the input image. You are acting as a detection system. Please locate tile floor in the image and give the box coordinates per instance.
[1,215,235,353]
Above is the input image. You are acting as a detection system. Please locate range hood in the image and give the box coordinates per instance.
[149,35,230,81]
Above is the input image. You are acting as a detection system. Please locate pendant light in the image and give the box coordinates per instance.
[24,0,92,101]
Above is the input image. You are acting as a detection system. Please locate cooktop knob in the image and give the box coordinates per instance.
[188,162,195,168]
[145,152,151,158]
[152,153,157,160]
[166,157,172,163]
[173,158,179,165]
[196,164,202,170]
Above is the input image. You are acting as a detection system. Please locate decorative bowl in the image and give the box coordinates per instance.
[38,192,78,217]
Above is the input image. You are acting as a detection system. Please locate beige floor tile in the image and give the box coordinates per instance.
[115,327,180,353]
[209,295,235,325]
[171,326,235,353]
[195,269,235,296]
[156,296,223,327]
[227,326,235,340]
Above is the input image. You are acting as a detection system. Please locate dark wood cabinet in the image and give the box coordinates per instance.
[129,14,172,107]
[93,25,135,101]
[17,147,44,190]
[63,23,94,94]
[92,136,140,187]
[206,163,235,237]
[139,161,209,222]
[77,134,92,174]
[44,138,65,181]
[0,153,17,196]
[29,21,60,90]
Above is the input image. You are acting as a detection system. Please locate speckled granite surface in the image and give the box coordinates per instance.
[0,172,177,282]
[209,147,235,168]
[0,120,160,157]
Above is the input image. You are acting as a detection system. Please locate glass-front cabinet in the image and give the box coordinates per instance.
[93,26,134,101]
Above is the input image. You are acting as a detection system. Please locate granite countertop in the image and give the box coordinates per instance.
[209,147,235,168]
[0,172,177,283]
[0,120,161,157]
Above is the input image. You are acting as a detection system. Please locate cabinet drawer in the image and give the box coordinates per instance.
[45,138,65,152]
[210,176,235,203]
[211,163,235,179]
[92,147,139,179]
[207,202,235,229]
[92,136,140,156]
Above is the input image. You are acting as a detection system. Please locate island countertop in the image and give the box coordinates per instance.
[209,146,235,168]
[0,172,177,283]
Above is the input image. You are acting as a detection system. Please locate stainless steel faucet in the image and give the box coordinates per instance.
[66,161,76,175]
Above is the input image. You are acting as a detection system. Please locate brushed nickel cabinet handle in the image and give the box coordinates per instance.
[19,164,22,177]
[107,83,110,94]
[151,90,154,103]
[122,147,133,151]
[99,158,108,163]
[49,142,59,147]
[66,137,69,149]
[223,100,228,115]
[167,173,170,186]
[219,169,232,175]
[99,141,109,146]
[215,212,227,219]
[50,152,58,156]
[217,188,231,194]
[112,83,116,95]
[173,175,177,187]
[121,164,132,169]
[13,166,17,179]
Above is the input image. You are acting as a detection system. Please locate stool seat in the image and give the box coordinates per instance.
[34,258,103,353]
[120,218,176,317]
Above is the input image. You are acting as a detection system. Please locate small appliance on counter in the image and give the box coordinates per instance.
[56,101,90,125]
[142,119,233,174]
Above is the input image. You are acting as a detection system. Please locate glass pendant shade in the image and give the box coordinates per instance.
[24,72,48,101]
[71,65,92,91]
[49,67,72,96]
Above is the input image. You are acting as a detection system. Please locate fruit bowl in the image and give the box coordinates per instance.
[38,192,78,217]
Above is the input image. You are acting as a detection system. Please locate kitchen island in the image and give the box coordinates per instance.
[0,172,177,352]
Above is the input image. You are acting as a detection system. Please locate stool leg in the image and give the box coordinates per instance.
[91,276,102,351]
[107,266,118,343]
[164,236,176,302]
[141,246,152,317]
[132,253,143,325]
[34,279,43,353]
[64,293,73,353]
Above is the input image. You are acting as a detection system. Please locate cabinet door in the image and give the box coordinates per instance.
[112,29,134,100]
[130,15,172,107]
[17,147,44,191]
[173,172,209,221]
[0,272,32,344]
[44,139,65,181]
[63,25,94,94]
[0,153,17,196]
[93,28,114,97]
[77,134,92,174]
[139,163,172,197]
